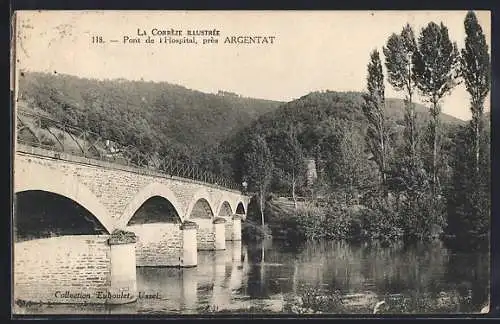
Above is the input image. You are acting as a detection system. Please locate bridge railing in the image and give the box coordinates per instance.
[16,109,241,191]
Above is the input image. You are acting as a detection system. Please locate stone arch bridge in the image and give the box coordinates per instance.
[13,144,250,305]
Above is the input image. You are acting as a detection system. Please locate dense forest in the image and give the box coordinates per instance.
[234,11,490,250]
[16,11,490,251]
[221,90,464,193]
[17,71,282,164]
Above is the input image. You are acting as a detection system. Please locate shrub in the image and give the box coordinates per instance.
[39,133,56,147]
[242,219,272,241]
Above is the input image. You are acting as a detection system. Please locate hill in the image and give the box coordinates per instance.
[220,91,465,188]
[16,71,283,160]
[16,74,467,186]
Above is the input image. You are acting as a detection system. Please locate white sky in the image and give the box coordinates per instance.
[13,10,491,121]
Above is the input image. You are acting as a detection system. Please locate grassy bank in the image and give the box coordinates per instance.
[196,287,487,314]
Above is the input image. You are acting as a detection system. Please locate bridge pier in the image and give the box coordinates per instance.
[127,223,183,267]
[181,221,198,267]
[232,214,242,241]
[127,221,199,268]
[107,231,138,304]
[213,217,226,250]
[196,218,227,251]
[224,214,242,241]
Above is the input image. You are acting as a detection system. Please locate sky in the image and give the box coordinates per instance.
[13,10,491,121]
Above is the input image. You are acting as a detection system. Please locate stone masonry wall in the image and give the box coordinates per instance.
[14,235,111,304]
[196,219,215,251]
[127,223,182,267]
[224,217,234,241]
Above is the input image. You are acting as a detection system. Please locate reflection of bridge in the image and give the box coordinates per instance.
[14,135,249,305]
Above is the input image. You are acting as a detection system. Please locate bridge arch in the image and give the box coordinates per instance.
[215,197,234,217]
[119,182,185,228]
[186,188,215,220]
[14,166,114,233]
[235,200,246,216]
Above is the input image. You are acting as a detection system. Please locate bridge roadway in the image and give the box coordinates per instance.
[13,144,250,305]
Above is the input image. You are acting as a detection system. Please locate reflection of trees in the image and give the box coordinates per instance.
[293,240,455,299]
[244,238,294,298]
[228,241,244,292]
[289,239,489,312]
[246,241,268,298]
[444,252,489,310]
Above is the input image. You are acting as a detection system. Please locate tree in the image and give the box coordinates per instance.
[317,119,375,204]
[273,126,306,208]
[384,24,420,165]
[243,134,274,228]
[446,121,490,247]
[413,22,460,194]
[362,49,389,198]
[461,10,491,174]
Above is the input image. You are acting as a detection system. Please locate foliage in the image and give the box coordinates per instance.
[241,219,272,242]
[445,120,490,249]
[271,127,307,201]
[461,10,491,175]
[283,286,474,314]
[461,11,491,115]
[321,121,377,203]
[243,134,274,226]
[287,287,345,314]
[384,24,420,164]
[362,49,389,195]
[223,90,462,200]
[442,11,491,250]
[413,21,461,192]
[269,202,403,245]
[383,24,418,95]
[357,200,404,243]
[18,13,489,249]
[413,22,461,105]
[18,71,281,172]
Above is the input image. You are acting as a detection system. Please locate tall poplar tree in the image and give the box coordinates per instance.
[384,24,419,163]
[461,10,491,174]
[413,22,460,194]
[362,49,388,198]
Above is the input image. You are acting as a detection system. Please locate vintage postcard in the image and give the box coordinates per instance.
[11,10,491,316]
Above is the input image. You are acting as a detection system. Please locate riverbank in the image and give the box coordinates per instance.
[243,198,489,252]
[197,289,487,315]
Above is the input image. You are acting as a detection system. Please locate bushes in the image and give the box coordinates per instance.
[358,205,404,243]
[267,193,449,245]
[269,199,408,245]
[242,219,272,242]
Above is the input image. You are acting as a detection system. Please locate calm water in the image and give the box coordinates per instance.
[14,239,489,315]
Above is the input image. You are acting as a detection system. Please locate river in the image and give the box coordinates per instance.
[14,239,489,315]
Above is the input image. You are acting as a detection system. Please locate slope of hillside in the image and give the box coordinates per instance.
[221,90,465,186]
[385,98,465,125]
[225,90,464,151]
[17,71,283,158]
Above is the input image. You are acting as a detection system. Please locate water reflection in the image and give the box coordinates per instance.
[15,239,488,314]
